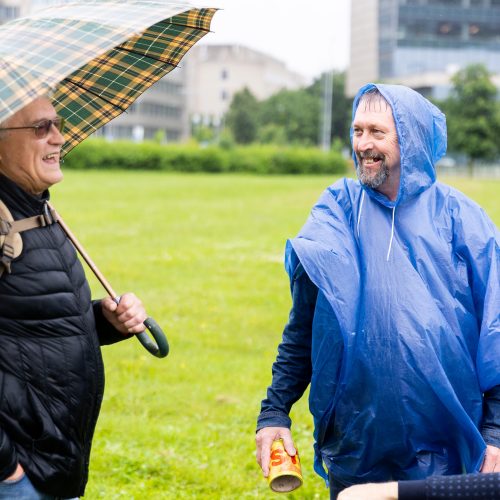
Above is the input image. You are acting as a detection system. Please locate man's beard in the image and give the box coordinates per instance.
[356,151,389,189]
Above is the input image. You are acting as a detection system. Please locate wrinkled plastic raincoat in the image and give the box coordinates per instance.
[286,84,500,485]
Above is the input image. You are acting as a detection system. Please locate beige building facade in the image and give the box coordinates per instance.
[346,0,380,98]
[183,44,307,124]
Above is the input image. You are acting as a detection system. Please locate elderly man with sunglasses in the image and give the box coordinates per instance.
[0,96,149,499]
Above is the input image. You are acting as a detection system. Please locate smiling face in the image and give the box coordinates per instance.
[352,93,401,201]
[0,97,65,195]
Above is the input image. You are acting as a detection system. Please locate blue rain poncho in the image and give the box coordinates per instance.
[286,84,500,485]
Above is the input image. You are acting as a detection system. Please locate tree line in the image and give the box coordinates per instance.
[210,64,500,165]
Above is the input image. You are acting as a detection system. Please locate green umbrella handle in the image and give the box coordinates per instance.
[137,317,169,358]
[112,297,169,358]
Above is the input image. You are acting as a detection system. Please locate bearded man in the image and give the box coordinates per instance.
[255,84,500,499]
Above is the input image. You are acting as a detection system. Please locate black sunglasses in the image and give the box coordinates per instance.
[0,117,65,139]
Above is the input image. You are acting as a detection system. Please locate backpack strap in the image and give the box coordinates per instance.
[0,200,57,277]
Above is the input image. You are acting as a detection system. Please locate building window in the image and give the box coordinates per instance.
[138,102,181,118]
[437,21,461,37]
[0,6,20,21]
[221,90,229,101]
[428,0,462,5]
[144,128,159,140]
[404,20,433,38]
[166,129,180,141]
[468,22,500,40]
[142,128,180,142]
[106,125,133,139]
[154,80,182,95]
[221,69,229,80]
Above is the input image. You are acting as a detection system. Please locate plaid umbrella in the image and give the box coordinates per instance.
[0,0,217,357]
[0,0,217,156]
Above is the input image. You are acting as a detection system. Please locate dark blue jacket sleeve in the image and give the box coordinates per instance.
[92,300,132,345]
[481,385,500,448]
[399,473,500,499]
[257,263,318,430]
[0,431,17,481]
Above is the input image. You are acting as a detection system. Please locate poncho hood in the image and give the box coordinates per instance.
[351,83,447,207]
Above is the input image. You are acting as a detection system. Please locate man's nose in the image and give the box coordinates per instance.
[356,133,373,152]
[48,124,65,145]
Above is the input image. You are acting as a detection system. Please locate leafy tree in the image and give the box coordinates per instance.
[259,88,319,145]
[256,71,352,148]
[444,64,500,166]
[257,123,288,145]
[223,72,353,148]
[225,87,259,144]
[152,129,166,144]
[191,122,216,145]
[306,71,353,148]
[218,128,235,150]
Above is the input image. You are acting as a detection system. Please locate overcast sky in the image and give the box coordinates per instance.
[191,0,351,82]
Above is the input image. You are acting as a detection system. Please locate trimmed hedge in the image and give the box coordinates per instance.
[64,140,348,175]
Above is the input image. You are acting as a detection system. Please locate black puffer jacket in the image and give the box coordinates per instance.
[0,175,126,498]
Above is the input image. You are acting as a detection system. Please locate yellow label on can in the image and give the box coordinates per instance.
[268,439,303,493]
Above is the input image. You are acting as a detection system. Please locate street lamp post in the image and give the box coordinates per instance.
[320,70,334,151]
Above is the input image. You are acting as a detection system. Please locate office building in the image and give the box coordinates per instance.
[347,0,500,98]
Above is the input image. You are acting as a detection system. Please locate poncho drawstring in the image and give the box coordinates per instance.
[357,190,365,238]
[386,206,395,261]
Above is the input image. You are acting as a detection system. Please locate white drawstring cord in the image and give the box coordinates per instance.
[386,206,396,261]
[357,190,365,238]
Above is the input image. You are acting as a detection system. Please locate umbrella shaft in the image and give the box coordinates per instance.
[47,203,118,299]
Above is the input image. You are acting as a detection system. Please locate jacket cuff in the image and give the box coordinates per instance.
[256,410,291,432]
[92,300,131,345]
[398,479,426,500]
[482,385,500,448]
[0,461,17,482]
[481,426,500,448]
[0,432,17,481]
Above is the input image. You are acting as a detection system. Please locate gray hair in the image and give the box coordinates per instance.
[358,87,390,112]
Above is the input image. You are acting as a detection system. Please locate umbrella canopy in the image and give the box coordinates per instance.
[0,0,217,155]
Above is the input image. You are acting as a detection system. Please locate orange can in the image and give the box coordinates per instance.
[268,439,303,493]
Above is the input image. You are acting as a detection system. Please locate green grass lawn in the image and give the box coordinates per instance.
[49,171,500,499]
